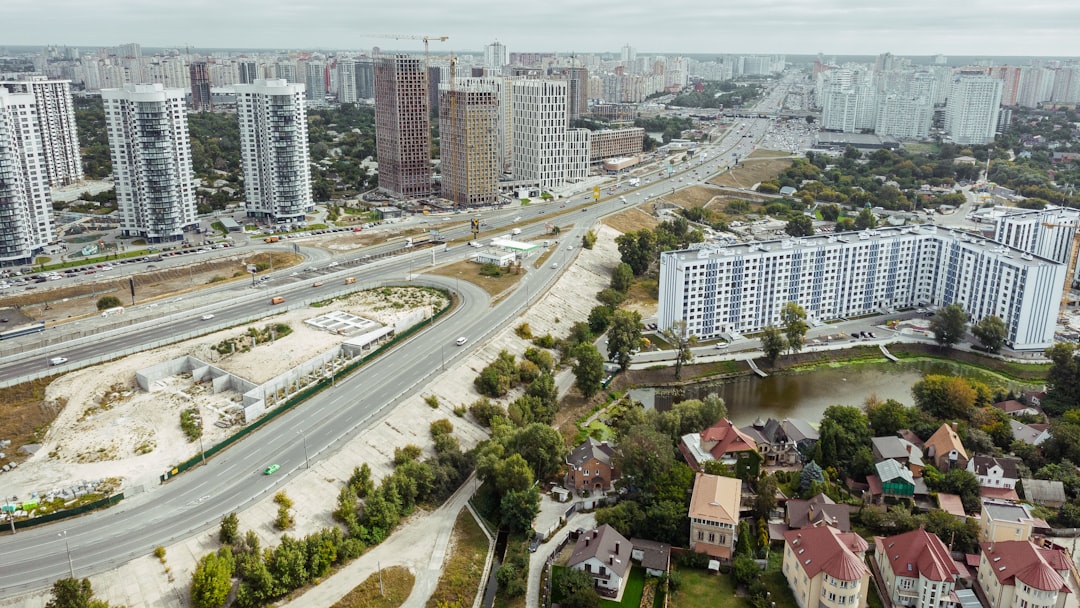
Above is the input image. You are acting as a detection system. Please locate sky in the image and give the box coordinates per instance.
[6,0,1080,58]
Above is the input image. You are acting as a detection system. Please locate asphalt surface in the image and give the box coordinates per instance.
[0,83,785,596]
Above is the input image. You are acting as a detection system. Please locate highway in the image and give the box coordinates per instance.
[0,79,787,597]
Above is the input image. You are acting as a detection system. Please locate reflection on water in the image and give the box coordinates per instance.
[631,360,1029,427]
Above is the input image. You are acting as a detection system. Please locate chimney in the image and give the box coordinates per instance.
[609,556,614,565]
[952,421,958,431]
[615,541,620,553]
[905,444,912,454]
[585,537,590,547]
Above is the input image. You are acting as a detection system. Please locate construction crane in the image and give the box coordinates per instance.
[362,34,448,66]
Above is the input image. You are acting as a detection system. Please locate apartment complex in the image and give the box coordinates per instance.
[993,205,1080,266]
[658,226,1066,350]
[945,73,1003,145]
[101,83,196,243]
[873,528,960,608]
[0,78,82,187]
[782,526,871,608]
[589,127,644,164]
[0,89,56,265]
[235,79,313,223]
[438,79,501,206]
[374,55,431,198]
[511,79,588,190]
[976,541,1071,608]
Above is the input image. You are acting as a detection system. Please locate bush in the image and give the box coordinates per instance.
[480,263,504,277]
[469,397,505,427]
[96,295,122,311]
[219,512,239,545]
[430,418,454,438]
[473,350,519,398]
[515,323,533,339]
[180,408,202,442]
[393,444,423,465]
[424,394,439,408]
[532,333,557,349]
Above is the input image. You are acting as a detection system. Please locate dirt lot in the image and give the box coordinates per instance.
[0,251,302,324]
[709,150,793,189]
[428,258,526,299]
[601,207,660,233]
[0,286,448,502]
[664,185,730,209]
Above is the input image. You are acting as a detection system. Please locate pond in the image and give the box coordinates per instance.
[628,360,1035,426]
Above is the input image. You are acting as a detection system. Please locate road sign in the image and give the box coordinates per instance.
[593,186,599,201]
[247,264,257,274]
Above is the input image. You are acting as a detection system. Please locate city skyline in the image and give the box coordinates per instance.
[6,0,1080,57]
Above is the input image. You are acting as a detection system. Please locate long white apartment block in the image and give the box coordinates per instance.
[235,79,313,223]
[102,83,196,243]
[0,78,82,187]
[0,89,56,265]
[658,226,1067,350]
[993,205,1080,266]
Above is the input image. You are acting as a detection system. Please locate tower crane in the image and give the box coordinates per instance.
[361,34,448,66]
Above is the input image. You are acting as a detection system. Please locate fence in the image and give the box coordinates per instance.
[12,493,124,531]
[160,285,454,482]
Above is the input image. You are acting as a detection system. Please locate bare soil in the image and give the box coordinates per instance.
[708,153,793,189]
[601,207,660,233]
[428,259,526,298]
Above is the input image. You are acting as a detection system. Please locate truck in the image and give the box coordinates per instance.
[270,296,285,305]
[405,235,432,247]
[264,236,280,243]
[628,177,640,187]
[511,228,522,236]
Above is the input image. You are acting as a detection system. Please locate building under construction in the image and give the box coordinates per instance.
[439,79,500,206]
[374,55,431,198]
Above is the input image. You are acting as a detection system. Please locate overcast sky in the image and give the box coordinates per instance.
[7,0,1079,58]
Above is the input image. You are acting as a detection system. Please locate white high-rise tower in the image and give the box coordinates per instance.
[945,74,1003,145]
[102,83,196,243]
[0,89,56,265]
[511,79,588,191]
[235,79,313,223]
[0,78,82,187]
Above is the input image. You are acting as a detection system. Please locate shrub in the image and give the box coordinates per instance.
[96,295,122,311]
[532,333,557,349]
[480,263,503,277]
[515,323,533,339]
[393,444,423,465]
[469,397,505,427]
[430,419,454,438]
[424,394,439,408]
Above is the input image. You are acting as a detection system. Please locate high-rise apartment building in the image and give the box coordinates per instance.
[238,60,259,85]
[511,79,588,190]
[0,77,82,187]
[819,68,876,133]
[993,206,1080,266]
[101,83,196,243]
[438,79,500,206]
[549,66,589,120]
[374,55,431,198]
[657,226,1066,351]
[0,89,56,265]
[189,61,212,111]
[235,79,313,224]
[356,59,375,99]
[304,60,327,103]
[874,73,936,139]
[484,41,508,71]
[337,60,358,103]
[945,73,1002,144]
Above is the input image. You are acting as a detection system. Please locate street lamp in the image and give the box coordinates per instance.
[58,530,74,578]
[297,430,309,469]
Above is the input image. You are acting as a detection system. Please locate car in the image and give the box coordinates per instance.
[327,261,339,268]
[312,282,324,287]
[200,314,215,321]
[264,464,280,475]
[868,332,877,338]
[455,336,468,346]
[49,357,68,366]
[715,342,729,349]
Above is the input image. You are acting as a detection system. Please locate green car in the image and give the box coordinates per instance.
[264,464,280,475]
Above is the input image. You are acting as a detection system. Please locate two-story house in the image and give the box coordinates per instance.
[871,436,925,478]
[786,493,852,532]
[867,459,916,503]
[782,525,870,608]
[976,541,1071,608]
[923,424,968,472]
[680,418,761,476]
[1009,420,1051,446]
[968,455,1020,491]
[873,527,961,608]
[688,472,742,562]
[980,500,1041,543]
[568,525,632,598]
[742,418,801,466]
[565,438,618,494]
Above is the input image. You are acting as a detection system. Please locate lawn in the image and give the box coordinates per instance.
[332,566,415,608]
[425,508,491,608]
[669,566,742,608]
[600,566,646,608]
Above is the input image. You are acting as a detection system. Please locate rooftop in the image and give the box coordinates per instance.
[784,526,869,582]
[688,472,742,524]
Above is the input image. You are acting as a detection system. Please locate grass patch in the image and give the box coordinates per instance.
[602,207,661,233]
[332,565,415,608]
[708,155,793,190]
[428,259,526,298]
[887,343,1049,382]
[426,508,490,608]
[669,566,741,608]
[599,566,646,608]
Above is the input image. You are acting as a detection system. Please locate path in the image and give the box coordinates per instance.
[526,512,595,608]
[282,473,479,608]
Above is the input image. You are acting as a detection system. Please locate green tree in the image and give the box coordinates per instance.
[96,295,122,311]
[819,204,841,221]
[190,547,235,608]
[582,230,597,249]
[500,486,541,533]
[596,288,627,309]
[930,303,968,348]
[660,320,697,379]
[760,325,786,364]
[817,406,872,476]
[854,207,878,230]
[219,512,239,545]
[780,302,809,354]
[611,262,634,293]
[865,398,913,436]
[615,229,658,275]
[1045,343,1080,416]
[509,423,568,482]
[785,214,814,237]
[553,564,601,608]
[473,350,519,398]
[972,315,1007,353]
[607,309,643,372]
[912,375,978,420]
[571,342,605,398]
[588,305,613,335]
[613,424,676,500]
[46,578,114,608]
[834,217,856,231]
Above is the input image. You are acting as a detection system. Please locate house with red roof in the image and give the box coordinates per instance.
[976,541,1071,608]
[782,526,871,608]
[873,527,962,608]
[679,418,761,477]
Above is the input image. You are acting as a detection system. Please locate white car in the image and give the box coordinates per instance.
[551,263,558,269]
[201,314,215,321]
[714,342,729,349]
[49,357,68,366]
[455,337,468,346]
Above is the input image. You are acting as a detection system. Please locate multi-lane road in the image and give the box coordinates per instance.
[0,82,785,597]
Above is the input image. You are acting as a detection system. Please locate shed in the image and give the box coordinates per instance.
[551,487,572,503]
[1020,479,1067,508]
[630,538,671,577]
[374,206,403,220]
[219,217,242,232]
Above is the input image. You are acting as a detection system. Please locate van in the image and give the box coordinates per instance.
[511,228,522,236]
[270,296,285,305]
[344,277,356,284]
